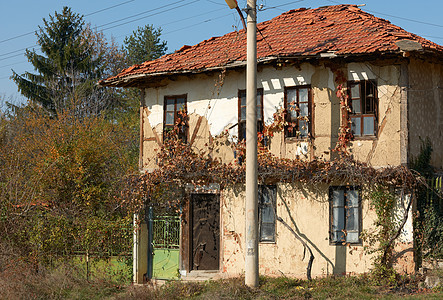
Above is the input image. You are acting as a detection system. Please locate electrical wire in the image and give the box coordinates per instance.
[162,13,232,36]
[99,0,200,32]
[259,0,305,11]
[325,0,443,29]
[84,0,136,17]
[2,0,443,76]
[0,6,225,68]
[0,0,138,45]
[0,0,202,64]
[96,0,198,31]
[365,9,443,29]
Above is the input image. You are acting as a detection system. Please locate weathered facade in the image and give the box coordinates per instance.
[100,5,443,282]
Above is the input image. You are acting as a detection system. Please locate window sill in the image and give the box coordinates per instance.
[329,241,363,246]
[284,137,311,143]
[259,241,276,244]
[351,135,377,141]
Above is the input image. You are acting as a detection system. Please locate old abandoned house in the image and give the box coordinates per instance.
[100,5,443,282]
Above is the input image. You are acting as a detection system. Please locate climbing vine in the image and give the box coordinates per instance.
[333,69,353,155]
[123,70,424,280]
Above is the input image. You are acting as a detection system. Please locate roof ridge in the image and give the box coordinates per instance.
[100,4,443,87]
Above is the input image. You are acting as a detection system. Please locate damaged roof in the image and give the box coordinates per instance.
[100,4,443,87]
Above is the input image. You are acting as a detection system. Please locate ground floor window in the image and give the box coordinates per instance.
[329,186,361,244]
[259,185,276,242]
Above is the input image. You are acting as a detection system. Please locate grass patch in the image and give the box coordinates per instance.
[1,249,442,300]
[117,274,443,300]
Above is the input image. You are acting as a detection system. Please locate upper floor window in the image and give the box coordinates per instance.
[348,80,378,137]
[259,185,276,243]
[238,89,264,141]
[164,95,187,142]
[329,186,361,245]
[284,85,312,139]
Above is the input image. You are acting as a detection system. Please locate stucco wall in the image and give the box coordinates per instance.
[137,60,419,277]
[408,58,443,169]
[220,184,414,278]
[141,61,403,169]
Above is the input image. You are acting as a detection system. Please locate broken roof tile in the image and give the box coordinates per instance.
[101,4,443,87]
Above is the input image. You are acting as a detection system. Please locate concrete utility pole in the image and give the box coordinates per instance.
[245,0,258,288]
[225,0,258,288]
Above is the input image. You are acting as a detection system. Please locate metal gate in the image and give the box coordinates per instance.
[152,215,180,279]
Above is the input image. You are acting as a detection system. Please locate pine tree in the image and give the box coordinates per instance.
[12,7,117,116]
[124,24,167,65]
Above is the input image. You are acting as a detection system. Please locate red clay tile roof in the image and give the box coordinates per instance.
[100,4,443,87]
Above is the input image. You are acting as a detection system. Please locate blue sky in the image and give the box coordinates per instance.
[1,0,442,105]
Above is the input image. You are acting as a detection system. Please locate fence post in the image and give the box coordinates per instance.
[147,206,154,280]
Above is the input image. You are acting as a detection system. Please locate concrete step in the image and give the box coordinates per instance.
[181,270,219,281]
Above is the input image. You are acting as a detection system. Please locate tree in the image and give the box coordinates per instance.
[12,7,123,116]
[115,25,168,168]
[123,24,167,65]
[0,104,135,263]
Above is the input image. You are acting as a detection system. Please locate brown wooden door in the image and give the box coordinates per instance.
[190,194,220,270]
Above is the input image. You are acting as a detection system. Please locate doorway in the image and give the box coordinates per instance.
[190,193,220,270]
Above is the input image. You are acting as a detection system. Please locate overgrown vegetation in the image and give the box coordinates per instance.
[116,275,442,299]
[1,4,442,298]
[364,187,400,284]
[411,138,443,262]
[0,6,167,284]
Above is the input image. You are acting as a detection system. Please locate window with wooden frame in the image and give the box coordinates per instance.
[348,80,378,137]
[238,89,264,141]
[259,185,277,243]
[163,95,188,142]
[329,186,361,245]
[284,85,312,139]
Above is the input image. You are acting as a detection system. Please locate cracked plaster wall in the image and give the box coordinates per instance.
[140,61,403,168]
[138,60,419,277]
[220,184,414,278]
[408,58,443,169]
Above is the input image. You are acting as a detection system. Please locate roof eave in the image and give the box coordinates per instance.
[99,50,434,88]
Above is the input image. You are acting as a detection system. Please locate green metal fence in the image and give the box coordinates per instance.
[152,215,180,279]
[153,216,180,249]
[426,175,443,209]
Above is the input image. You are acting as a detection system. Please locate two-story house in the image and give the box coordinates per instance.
[100,5,443,282]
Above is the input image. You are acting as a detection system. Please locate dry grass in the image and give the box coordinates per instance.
[1,241,442,300]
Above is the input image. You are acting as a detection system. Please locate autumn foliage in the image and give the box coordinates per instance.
[0,105,136,265]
